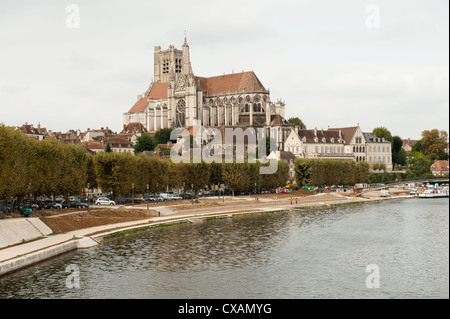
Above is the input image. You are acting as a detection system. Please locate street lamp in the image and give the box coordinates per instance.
[28,183,31,207]
[87,183,90,212]
[255,182,257,201]
[132,183,135,207]
[191,183,194,205]
[146,184,149,210]
[156,182,159,201]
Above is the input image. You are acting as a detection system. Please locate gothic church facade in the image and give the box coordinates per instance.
[123,38,291,146]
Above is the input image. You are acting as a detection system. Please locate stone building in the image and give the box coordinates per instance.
[283,125,393,171]
[123,38,292,149]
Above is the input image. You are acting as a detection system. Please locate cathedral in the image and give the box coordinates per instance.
[122,38,292,148]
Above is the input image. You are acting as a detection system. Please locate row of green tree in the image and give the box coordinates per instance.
[93,152,290,198]
[0,125,88,200]
[294,159,370,187]
[1,125,290,201]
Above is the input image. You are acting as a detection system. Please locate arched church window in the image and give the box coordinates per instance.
[245,104,249,113]
[176,99,186,128]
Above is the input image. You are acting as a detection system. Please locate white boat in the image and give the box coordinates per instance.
[418,186,449,198]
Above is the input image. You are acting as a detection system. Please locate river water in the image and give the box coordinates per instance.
[0,198,448,299]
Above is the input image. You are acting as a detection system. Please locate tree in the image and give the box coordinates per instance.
[86,154,98,189]
[288,117,306,129]
[222,162,252,196]
[372,127,393,142]
[185,162,211,195]
[154,128,175,145]
[406,152,432,177]
[421,129,448,159]
[411,140,424,153]
[294,158,363,187]
[134,134,156,154]
[355,162,370,184]
[105,143,112,153]
[393,148,407,167]
[261,161,290,189]
[0,125,35,200]
[93,152,136,200]
[391,136,404,169]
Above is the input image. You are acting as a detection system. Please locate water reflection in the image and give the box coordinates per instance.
[0,199,448,299]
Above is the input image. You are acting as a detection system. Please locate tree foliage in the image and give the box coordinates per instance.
[0,125,88,200]
[372,127,393,142]
[288,117,306,129]
[294,159,370,187]
[134,134,156,154]
[420,129,448,159]
[154,128,174,145]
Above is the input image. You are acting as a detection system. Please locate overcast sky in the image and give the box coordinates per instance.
[0,0,448,140]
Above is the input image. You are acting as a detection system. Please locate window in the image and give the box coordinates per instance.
[163,59,169,74]
[175,58,182,73]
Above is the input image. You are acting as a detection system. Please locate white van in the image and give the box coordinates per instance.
[380,189,390,197]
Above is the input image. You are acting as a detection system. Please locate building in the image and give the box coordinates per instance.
[82,141,105,154]
[284,127,352,161]
[123,38,292,150]
[402,138,419,155]
[282,125,393,171]
[364,133,393,171]
[19,123,48,141]
[430,160,449,176]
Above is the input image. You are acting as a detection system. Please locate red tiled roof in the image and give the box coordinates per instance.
[82,141,104,150]
[128,83,168,113]
[148,82,168,100]
[431,160,449,172]
[195,71,267,95]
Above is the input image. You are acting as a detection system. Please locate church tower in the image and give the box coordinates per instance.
[153,37,193,83]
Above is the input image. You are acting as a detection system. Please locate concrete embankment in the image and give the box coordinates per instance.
[0,218,53,248]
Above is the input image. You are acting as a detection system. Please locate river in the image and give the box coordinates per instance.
[0,198,448,299]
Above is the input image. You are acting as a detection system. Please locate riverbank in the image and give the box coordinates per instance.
[0,188,414,276]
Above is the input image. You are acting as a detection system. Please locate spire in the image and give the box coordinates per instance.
[183,30,188,46]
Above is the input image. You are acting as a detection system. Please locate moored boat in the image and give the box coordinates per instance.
[418,186,449,198]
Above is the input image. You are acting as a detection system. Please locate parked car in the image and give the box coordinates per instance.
[95,197,116,205]
[54,200,69,209]
[160,193,182,200]
[69,201,88,208]
[180,193,195,200]
[45,200,59,209]
[37,201,52,210]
